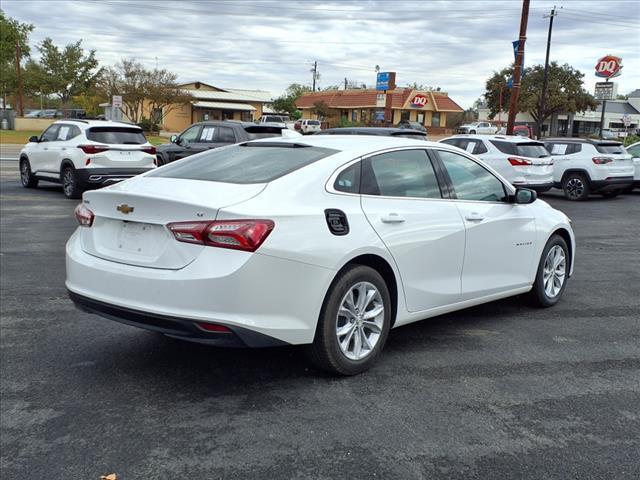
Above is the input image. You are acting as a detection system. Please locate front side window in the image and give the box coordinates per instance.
[438,150,507,202]
[361,149,442,199]
[180,125,202,143]
[40,125,59,142]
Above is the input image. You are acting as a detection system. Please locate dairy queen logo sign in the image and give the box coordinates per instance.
[411,94,428,108]
[595,55,623,78]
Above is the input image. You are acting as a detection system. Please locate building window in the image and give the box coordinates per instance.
[401,111,410,121]
[241,111,252,122]
[223,110,234,120]
[431,112,441,127]
[417,113,424,124]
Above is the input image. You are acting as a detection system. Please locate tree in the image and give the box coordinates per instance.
[271,83,312,117]
[0,10,34,113]
[485,62,596,137]
[37,37,101,107]
[313,100,330,120]
[405,82,441,91]
[99,58,192,125]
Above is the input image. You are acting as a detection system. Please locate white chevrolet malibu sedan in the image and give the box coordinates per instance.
[66,136,575,375]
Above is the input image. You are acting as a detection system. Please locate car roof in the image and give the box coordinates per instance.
[54,119,142,129]
[319,127,426,135]
[543,137,622,145]
[444,134,542,143]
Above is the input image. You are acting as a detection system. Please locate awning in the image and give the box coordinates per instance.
[192,101,256,111]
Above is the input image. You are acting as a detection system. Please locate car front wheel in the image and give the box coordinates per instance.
[562,173,590,201]
[20,158,38,188]
[306,265,391,375]
[527,234,569,307]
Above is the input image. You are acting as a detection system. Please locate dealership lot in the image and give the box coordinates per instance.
[1,160,639,478]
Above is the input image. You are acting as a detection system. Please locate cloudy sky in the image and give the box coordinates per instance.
[3,0,639,108]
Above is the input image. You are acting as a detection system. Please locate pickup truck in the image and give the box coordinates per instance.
[457,122,498,135]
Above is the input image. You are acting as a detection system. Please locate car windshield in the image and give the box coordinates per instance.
[515,142,549,158]
[595,143,624,154]
[307,121,320,125]
[149,144,338,184]
[86,127,147,145]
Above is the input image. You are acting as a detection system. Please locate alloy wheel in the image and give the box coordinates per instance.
[63,168,74,196]
[543,245,566,298]
[565,178,584,199]
[335,281,384,361]
[20,161,30,186]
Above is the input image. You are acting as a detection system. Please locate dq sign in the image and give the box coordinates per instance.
[411,94,428,108]
[595,55,623,78]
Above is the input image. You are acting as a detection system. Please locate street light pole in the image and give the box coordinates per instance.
[507,0,530,135]
[537,6,557,139]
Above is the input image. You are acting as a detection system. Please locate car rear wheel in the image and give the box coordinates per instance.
[20,158,38,188]
[306,265,391,375]
[562,173,590,201]
[61,165,83,199]
[527,234,569,307]
[469,130,476,134]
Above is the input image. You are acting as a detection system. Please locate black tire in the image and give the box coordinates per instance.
[601,190,620,198]
[61,165,83,199]
[306,265,392,376]
[156,154,166,166]
[469,130,476,134]
[19,157,38,188]
[562,172,590,201]
[527,234,569,308]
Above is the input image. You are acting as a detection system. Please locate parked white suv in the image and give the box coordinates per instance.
[543,138,634,200]
[300,119,321,134]
[19,120,156,199]
[625,141,640,191]
[440,135,554,191]
[457,122,498,135]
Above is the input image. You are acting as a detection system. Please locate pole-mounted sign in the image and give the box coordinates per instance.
[595,55,623,78]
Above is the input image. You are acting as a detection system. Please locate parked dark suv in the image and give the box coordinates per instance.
[156,121,293,164]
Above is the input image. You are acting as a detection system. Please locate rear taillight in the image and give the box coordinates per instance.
[167,220,274,252]
[78,144,109,154]
[195,322,232,333]
[508,157,532,166]
[74,203,94,227]
[142,146,156,155]
[592,157,613,164]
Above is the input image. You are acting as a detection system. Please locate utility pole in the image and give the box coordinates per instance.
[344,77,348,90]
[537,6,557,139]
[599,78,609,139]
[15,39,25,117]
[507,0,530,135]
[311,61,318,91]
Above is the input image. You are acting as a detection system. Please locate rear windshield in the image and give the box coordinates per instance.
[243,125,284,139]
[86,127,146,145]
[150,144,338,184]
[490,140,549,157]
[307,120,320,125]
[595,143,624,154]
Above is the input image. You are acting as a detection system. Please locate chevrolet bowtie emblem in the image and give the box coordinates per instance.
[117,204,134,214]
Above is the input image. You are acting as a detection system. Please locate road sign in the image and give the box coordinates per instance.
[595,55,623,78]
[622,114,631,127]
[376,72,390,90]
[410,94,428,108]
[112,95,123,108]
[594,82,614,100]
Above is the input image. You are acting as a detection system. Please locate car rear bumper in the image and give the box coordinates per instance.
[77,168,153,186]
[65,230,333,345]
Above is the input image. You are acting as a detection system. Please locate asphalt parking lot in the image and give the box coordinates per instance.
[1,159,639,479]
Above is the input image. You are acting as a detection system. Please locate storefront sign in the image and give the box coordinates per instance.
[594,82,614,100]
[375,110,385,121]
[595,55,623,78]
[410,95,428,108]
[376,93,386,107]
[376,72,391,91]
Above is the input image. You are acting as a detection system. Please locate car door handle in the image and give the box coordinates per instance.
[465,212,484,222]
[381,213,405,223]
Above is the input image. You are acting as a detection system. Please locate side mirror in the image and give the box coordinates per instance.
[170,134,178,144]
[28,135,39,143]
[513,188,537,204]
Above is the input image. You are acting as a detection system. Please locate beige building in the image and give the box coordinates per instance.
[158,82,274,132]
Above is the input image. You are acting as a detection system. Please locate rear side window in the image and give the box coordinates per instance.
[216,127,236,143]
[334,163,360,193]
[595,143,624,154]
[489,140,517,155]
[515,142,549,158]
[150,144,338,184]
[361,149,442,199]
[546,143,581,155]
[86,127,147,145]
[442,138,487,154]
